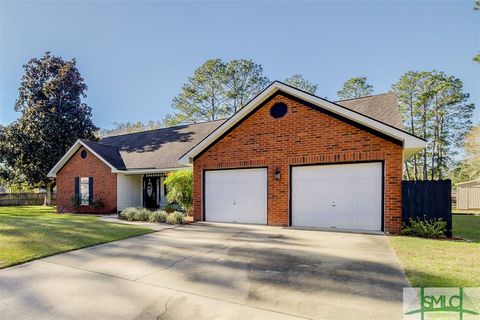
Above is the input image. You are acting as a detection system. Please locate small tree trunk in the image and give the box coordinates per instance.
[423,150,428,180]
[431,134,437,180]
[44,182,54,206]
[422,108,428,180]
[404,161,411,180]
[409,96,419,180]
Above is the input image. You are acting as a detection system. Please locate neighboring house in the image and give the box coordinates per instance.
[48,81,425,233]
[456,179,480,210]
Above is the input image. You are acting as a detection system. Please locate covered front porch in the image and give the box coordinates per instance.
[117,172,168,212]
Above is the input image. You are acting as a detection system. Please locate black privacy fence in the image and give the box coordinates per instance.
[402,180,452,237]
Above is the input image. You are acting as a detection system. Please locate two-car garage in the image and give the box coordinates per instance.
[185,84,426,234]
[204,162,383,232]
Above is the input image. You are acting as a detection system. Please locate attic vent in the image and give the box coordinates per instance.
[270,102,288,118]
[81,150,88,159]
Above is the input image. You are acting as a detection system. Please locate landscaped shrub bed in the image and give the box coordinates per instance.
[118,207,185,224]
[166,211,185,224]
[401,217,447,238]
[148,211,167,223]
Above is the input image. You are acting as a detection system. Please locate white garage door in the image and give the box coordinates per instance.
[292,162,383,231]
[205,168,267,224]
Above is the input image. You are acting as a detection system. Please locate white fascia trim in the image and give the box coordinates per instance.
[179,82,426,164]
[456,179,480,186]
[113,167,190,175]
[47,140,117,178]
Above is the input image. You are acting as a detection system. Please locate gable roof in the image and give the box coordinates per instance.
[81,140,126,170]
[99,120,224,171]
[335,92,404,130]
[48,81,426,178]
[179,81,426,164]
[47,139,120,177]
[47,120,224,177]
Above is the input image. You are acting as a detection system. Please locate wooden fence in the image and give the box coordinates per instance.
[402,180,452,237]
[0,193,56,206]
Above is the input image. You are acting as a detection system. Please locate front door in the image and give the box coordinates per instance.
[144,176,160,209]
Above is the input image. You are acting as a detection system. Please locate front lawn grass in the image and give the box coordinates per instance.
[453,214,480,242]
[0,206,153,268]
[389,215,480,287]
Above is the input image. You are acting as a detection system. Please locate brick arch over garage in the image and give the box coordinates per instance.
[192,92,403,234]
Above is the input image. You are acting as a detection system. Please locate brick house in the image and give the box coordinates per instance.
[48,81,425,234]
[48,121,222,213]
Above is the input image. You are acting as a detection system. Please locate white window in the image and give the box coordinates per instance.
[80,177,90,206]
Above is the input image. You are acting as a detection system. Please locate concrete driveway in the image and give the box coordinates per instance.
[0,223,409,320]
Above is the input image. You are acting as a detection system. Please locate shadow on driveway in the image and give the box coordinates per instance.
[1,223,414,319]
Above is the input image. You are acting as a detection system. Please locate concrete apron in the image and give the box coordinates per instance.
[0,223,409,320]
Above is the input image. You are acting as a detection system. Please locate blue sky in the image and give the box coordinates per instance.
[1,1,479,129]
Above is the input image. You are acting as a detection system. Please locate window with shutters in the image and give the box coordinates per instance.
[80,177,90,206]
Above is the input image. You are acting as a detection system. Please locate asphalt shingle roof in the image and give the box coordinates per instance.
[97,120,224,170]
[81,140,126,170]
[335,92,404,129]
[85,92,404,171]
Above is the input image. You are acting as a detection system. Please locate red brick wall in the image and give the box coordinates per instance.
[56,146,117,214]
[193,93,403,234]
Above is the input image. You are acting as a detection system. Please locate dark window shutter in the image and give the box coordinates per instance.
[89,177,93,205]
[74,177,80,196]
[142,177,146,207]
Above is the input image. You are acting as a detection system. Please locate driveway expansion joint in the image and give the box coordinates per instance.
[44,258,312,320]
[134,230,247,281]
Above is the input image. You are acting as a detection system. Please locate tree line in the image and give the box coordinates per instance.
[164,59,315,126]
[392,71,475,180]
[162,59,374,127]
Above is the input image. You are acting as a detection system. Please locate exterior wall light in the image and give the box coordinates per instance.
[274,167,281,180]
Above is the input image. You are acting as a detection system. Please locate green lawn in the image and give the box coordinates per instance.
[0,206,153,268]
[389,215,480,287]
[452,214,480,242]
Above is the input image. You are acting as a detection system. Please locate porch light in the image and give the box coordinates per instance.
[274,167,281,180]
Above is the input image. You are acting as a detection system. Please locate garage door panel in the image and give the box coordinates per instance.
[335,215,358,230]
[205,168,267,224]
[361,215,380,227]
[299,194,333,210]
[357,196,380,213]
[355,180,381,195]
[292,163,382,231]
[294,210,335,229]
